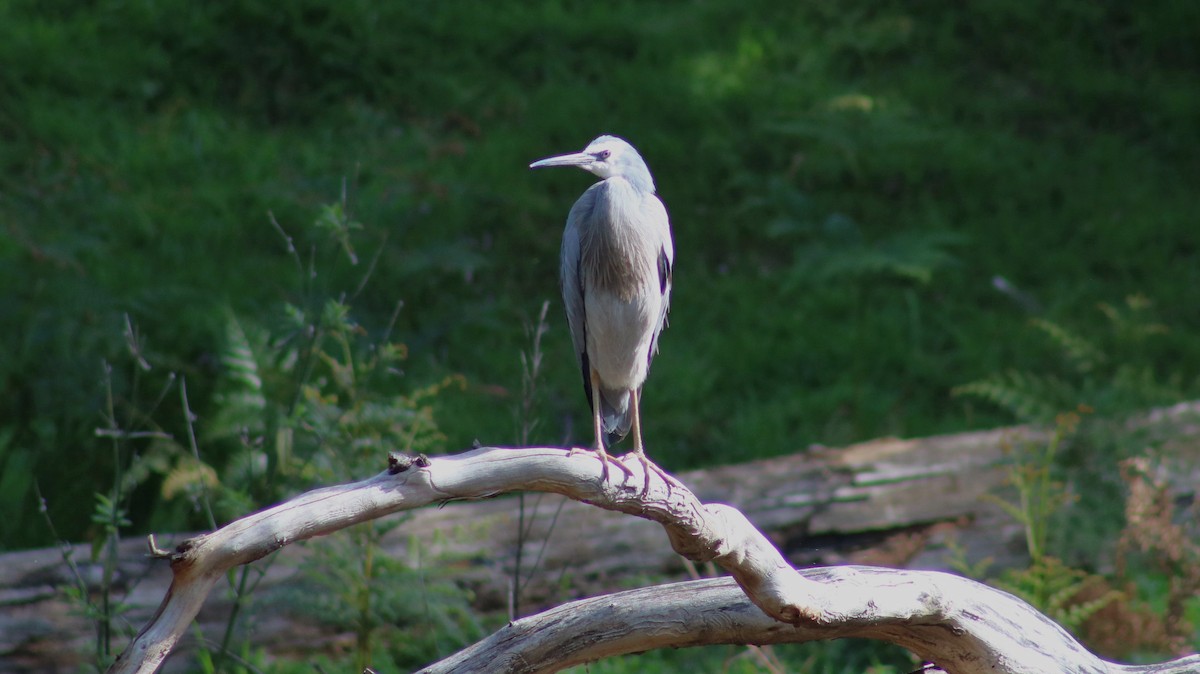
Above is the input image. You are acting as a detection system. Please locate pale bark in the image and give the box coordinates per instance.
[97,431,1200,674]
[4,421,1033,672]
[415,572,1200,674]
[109,447,829,673]
[5,402,1198,673]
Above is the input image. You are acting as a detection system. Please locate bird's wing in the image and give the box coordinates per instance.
[560,187,596,391]
[648,193,673,362]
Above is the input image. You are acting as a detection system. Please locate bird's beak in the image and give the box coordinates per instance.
[529,151,594,170]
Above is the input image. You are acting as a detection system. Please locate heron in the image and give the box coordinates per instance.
[530,135,675,490]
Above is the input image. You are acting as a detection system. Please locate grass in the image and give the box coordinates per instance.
[3,0,1198,543]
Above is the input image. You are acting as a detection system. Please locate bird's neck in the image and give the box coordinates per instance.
[581,178,655,299]
[621,167,655,194]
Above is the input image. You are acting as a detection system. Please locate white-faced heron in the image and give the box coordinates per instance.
[530,135,675,489]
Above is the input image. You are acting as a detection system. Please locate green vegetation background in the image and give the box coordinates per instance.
[1,0,1198,553]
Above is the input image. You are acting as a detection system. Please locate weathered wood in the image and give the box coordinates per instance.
[415,571,1200,674]
[3,402,1198,672]
[108,447,837,673]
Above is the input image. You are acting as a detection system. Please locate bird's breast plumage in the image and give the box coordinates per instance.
[565,177,672,391]
[578,178,663,301]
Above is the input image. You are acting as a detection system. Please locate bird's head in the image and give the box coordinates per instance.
[529,135,655,193]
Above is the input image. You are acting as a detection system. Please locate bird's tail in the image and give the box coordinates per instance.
[597,386,633,446]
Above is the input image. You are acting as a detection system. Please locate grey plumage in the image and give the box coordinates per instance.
[530,135,674,480]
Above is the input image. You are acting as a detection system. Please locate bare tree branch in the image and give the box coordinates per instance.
[416,572,1200,674]
[106,444,1200,674]
[110,447,828,673]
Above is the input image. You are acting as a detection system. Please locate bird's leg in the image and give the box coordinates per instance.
[591,371,606,452]
[627,388,683,497]
[569,368,633,484]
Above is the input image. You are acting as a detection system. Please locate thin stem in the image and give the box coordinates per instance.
[354,527,378,672]
[212,566,253,674]
[181,377,217,531]
[34,480,103,671]
[268,210,304,279]
[101,361,121,662]
[350,230,387,302]
[520,495,568,594]
[513,494,526,620]
[511,301,551,618]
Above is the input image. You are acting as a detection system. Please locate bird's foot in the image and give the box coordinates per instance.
[569,445,635,484]
[628,449,684,498]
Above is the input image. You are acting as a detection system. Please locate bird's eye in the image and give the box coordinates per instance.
[595,150,611,160]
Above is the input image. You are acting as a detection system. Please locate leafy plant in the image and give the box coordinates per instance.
[987,411,1083,562]
[34,196,472,673]
[954,296,1182,424]
[32,324,189,671]
[952,411,1122,638]
[188,201,468,672]
[5,0,1200,551]
[510,300,569,620]
[1108,456,1200,657]
[994,556,1122,636]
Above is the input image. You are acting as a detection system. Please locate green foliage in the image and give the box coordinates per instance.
[0,429,35,544]
[952,411,1125,650]
[3,0,1200,668]
[5,0,1200,549]
[990,412,1083,562]
[954,296,1185,424]
[29,349,185,672]
[794,228,964,286]
[314,199,364,265]
[186,203,465,672]
[286,532,487,670]
[34,199,472,673]
[1111,456,1200,658]
[954,371,1076,425]
[994,556,1122,635]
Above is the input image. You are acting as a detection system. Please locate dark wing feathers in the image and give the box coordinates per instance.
[657,244,672,295]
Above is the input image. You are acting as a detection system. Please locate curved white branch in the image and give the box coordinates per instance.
[107,446,1199,674]
[416,571,1200,674]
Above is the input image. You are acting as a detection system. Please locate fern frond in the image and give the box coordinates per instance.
[980,492,1031,528]
[1043,564,1088,610]
[952,370,1074,422]
[209,314,270,439]
[161,459,219,499]
[788,229,965,287]
[1108,364,1183,409]
[1059,589,1123,629]
[1100,295,1171,342]
[1030,318,1104,374]
[223,317,264,392]
[994,557,1121,632]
